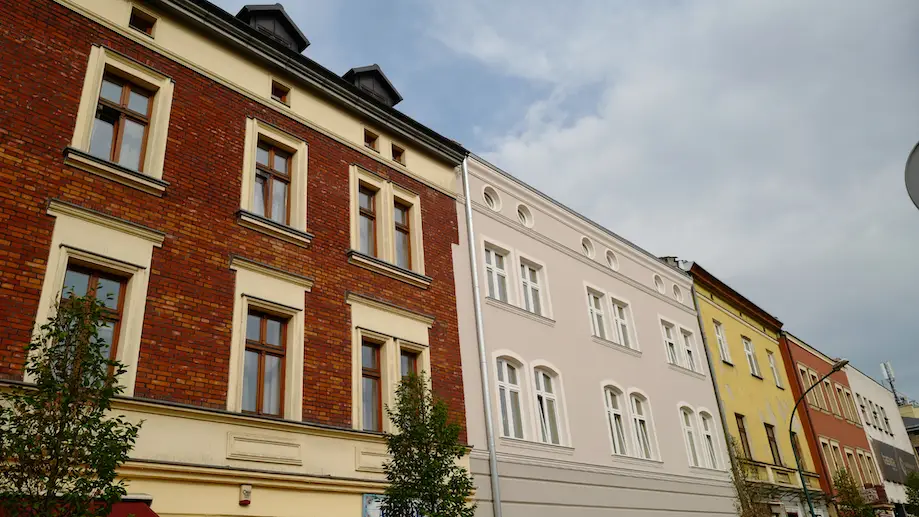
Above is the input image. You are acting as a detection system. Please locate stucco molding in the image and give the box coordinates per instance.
[697,294,779,343]
[63,148,169,196]
[591,336,642,358]
[345,292,435,326]
[47,199,166,246]
[229,255,314,291]
[484,296,555,327]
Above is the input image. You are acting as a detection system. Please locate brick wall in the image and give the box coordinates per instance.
[0,0,466,437]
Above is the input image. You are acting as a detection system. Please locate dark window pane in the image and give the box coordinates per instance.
[100,79,122,104]
[395,231,410,269]
[362,377,380,431]
[95,277,121,310]
[253,175,266,216]
[359,189,373,211]
[359,215,375,256]
[97,321,114,360]
[263,355,281,415]
[246,314,261,341]
[242,350,259,412]
[266,318,282,346]
[274,153,288,173]
[127,89,150,114]
[361,344,377,369]
[394,204,407,225]
[118,118,145,171]
[63,269,90,297]
[401,351,417,377]
[256,146,269,167]
[270,180,287,224]
[89,111,116,161]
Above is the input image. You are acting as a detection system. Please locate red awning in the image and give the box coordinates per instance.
[109,502,160,517]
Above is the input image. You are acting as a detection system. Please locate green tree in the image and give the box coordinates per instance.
[904,471,919,515]
[833,468,874,517]
[0,293,142,517]
[382,372,476,517]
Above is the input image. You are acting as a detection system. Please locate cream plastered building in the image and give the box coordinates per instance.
[34,0,468,516]
[454,155,736,517]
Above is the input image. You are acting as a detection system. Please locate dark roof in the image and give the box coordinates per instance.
[342,64,403,107]
[150,0,466,165]
[236,4,309,52]
[903,416,919,431]
[688,262,784,332]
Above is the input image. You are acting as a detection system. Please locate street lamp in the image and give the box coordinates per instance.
[789,358,849,517]
[906,141,919,211]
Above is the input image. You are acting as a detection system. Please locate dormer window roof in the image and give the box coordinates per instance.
[236,4,309,53]
[342,64,403,108]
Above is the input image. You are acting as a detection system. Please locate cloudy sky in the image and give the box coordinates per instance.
[215,0,919,394]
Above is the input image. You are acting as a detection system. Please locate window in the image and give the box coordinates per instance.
[653,274,665,294]
[534,369,561,445]
[835,385,848,419]
[662,322,679,365]
[393,201,412,270]
[701,412,719,469]
[605,250,619,270]
[604,387,628,455]
[62,264,127,363]
[845,450,863,484]
[519,262,542,315]
[271,80,290,105]
[820,440,836,476]
[358,186,378,256]
[253,142,291,225]
[714,321,732,363]
[843,390,857,423]
[630,394,655,459]
[743,338,761,377]
[791,432,806,469]
[517,205,533,227]
[765,424,782,466]
[361,339,383,431]
[672,284,683,302]
[129,7,156,36]
[681,408,700,467]
[858,394,869,425]
[588,291,607,339]
[736,414,752,458]
[484,248,509,302]
[610,299,632,348]
[242,311,287,417]
[364,129,379,151]
[880,406,891,433]
[870,401,881,428]
[482,186,501,211]
[496,358,524,439]
[800,366,817,406]
[810,372,826,409]
[391,143,405,165]
[681,330,697,372]
[400,349,418,379]
[832,444,845,479]
[89,74,153,173]
[823,380,839,416]
[767,351,782,387]
[863,452,880,485]
[580,237,594,257]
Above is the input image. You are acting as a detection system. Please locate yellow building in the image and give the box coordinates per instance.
[687,263,829,517]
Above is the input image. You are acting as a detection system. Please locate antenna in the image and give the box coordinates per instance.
[882,361,902,405]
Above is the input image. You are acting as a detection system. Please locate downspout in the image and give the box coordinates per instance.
[461,157,503,517]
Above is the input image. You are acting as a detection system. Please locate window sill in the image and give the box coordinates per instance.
[668,363,706,380]
[347,250,432,289]
[591,336,641,358]
[751,373,764,380]
[499,436,574,455]
[64,147,168,196]
[609,453,664,467]
[722,360,734,367]
[776,385,785,390]
[689,465,725,473]
[485,297,555,326]
[237,210,313,248]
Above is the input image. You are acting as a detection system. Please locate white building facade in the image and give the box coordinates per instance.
[453,155,735,516]
[845,366,919,517]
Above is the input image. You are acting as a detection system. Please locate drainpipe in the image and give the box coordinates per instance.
[461,156,503,517]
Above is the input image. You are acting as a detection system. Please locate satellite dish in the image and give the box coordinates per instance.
[907,141,919,211]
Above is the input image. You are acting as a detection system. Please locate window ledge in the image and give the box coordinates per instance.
[751,373,764,380]
[591,336,641,358]
[667,363,706,380]
[63,147,168,196]
[722,360,735,367]
[689,465,725,473]
[237,210,313,248]
[499,436,574,455]
[347,250,432,289]
[609,453,664,467]
[484,297,555,326]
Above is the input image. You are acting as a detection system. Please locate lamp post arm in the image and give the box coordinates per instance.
[789,367,840,517]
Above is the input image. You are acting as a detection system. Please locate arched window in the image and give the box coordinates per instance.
[604,386,628,455]
[496,358,524,439]
[700,412,719,469]
[681,407,700,467]
[534,368,561,445]
[630,393,655,459]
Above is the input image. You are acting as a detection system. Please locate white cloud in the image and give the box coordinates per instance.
[426,0,919,389]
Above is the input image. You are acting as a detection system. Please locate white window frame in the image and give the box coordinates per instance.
[496,357,525,439]
[661,321,679,366]
[609,297,635,349]
[743,337,761,377]
[519,260,542,316]
[484,246,510,302]
[534,368,562,445]
[879,406,891,433]
[628,391,657,460]
[767,350,783,388]
[857,394,870,426]
[713,320,732,363]
[603,385,628,456]
[823,380,839,416]
[680,329,698,372]
[680,406,700,467]
[700,411,720,469]
[588,289,608,340]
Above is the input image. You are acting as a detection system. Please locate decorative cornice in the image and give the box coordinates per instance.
[229,255,314,291]
[345,292,435,326]
[63,147,169,196]
[347,250,432,289]
[47,199,166,246]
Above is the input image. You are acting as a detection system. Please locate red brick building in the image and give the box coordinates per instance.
[0,0,467,514]
[781,333,886,510]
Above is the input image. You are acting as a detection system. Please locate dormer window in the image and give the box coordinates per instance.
[129,7,156,36]
[271,80,290,105]
[391,144,405,165]
[364,129,379,152]
[235,4,310,53]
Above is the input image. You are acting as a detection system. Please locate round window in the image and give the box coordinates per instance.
[517,204,533,227]
[605,250,619,270]
[672,284,684,302]
[653,274,665,294]
[482,186,501,211]
[581,237,595,258]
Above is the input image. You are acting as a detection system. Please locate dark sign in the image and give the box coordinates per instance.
[870,438,919,484]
